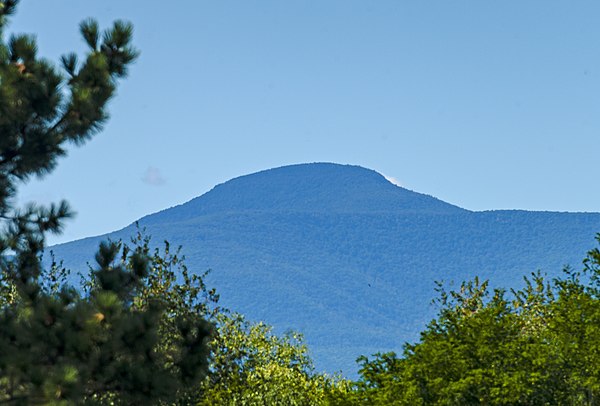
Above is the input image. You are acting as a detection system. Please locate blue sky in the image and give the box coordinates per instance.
[10,0,600,245]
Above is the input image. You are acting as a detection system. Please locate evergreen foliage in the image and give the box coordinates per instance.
[0,2,213,403]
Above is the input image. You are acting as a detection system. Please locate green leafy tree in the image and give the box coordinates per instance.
[0,2,212,404]
[548,251,600,404]
[112,230,221,404]
[347,278,568,405]
[200,312,350,405]
[347,238,600,405]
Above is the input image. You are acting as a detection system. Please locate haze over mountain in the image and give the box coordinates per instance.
[51,163,600,376]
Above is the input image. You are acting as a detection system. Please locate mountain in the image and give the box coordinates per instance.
[50,163,600,376]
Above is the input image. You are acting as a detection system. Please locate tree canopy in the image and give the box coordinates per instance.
[344,238,600,405]
[0,2,213,403]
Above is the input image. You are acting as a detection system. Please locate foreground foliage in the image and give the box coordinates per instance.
[0,2,212,403]
[200,312,350,405]
[345,237,600,405]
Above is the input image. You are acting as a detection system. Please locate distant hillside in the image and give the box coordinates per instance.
[50,163,600,376]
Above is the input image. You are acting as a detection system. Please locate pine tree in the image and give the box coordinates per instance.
[0,1,212,403]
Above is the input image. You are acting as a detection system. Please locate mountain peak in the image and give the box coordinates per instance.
[147,163,465,223]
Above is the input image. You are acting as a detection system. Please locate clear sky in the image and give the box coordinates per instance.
[9,0,600,245]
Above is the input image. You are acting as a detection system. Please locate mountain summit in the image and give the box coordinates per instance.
[52,163,600,376]
[144,163,464,225]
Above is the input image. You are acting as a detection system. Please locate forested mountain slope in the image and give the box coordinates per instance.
[51,163,600,375]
